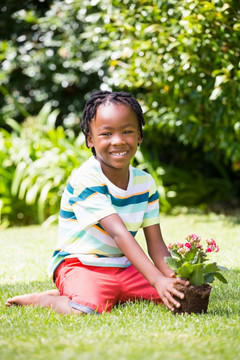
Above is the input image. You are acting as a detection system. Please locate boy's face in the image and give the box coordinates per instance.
[87,102,142,176]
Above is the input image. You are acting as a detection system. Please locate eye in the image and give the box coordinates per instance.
[100,132,111,136]
[123,130,134,134]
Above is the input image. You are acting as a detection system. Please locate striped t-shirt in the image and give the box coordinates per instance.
[48,156,160,280]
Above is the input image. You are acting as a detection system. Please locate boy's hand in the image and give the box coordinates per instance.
[154,276,189,312]
[99,214,189,312]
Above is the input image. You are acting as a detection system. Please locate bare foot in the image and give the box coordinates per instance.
[5,289,60,307]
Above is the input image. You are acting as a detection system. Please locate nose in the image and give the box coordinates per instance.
[111,133,125,145]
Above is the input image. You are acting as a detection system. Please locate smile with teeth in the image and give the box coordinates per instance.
[110,151,128,157]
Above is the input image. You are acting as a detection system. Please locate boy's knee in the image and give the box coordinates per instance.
[70,308,84,315]
[68,300,97,315]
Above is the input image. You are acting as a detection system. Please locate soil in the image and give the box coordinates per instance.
[173,283,212,315]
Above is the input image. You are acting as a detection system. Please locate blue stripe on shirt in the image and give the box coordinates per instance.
[69,185,149,207]
[149,191,159,203]
[94,222,136,237]
[59,209,77,220]
[66,182,74,194]
[110,192,149,207]
[69,185,109,205]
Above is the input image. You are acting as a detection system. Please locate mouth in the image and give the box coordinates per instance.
[110,151,128,157]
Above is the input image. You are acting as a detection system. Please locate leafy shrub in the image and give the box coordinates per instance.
[0,0,104,127]
[101,0,240,209]
[0,103,90,227]
[101,0,240,169]
[1,0,239,216]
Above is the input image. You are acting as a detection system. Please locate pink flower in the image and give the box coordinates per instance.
[177,242,184,247]
[177,248,185,254]
[205,238,220,253]
[196,243,204,250]
[206,247,212,253]
[185,242,191,248]
[206,238,216,246]
[185,234,202,246]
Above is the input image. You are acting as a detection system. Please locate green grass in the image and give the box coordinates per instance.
[1,213,240,360]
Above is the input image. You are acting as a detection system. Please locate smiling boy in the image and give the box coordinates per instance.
[6,91,188,314]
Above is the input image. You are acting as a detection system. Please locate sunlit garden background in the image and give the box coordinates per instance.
[0,0,240,359]
[1,0,240,227]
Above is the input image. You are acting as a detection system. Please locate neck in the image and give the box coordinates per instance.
[97,161,130,190]
[109,170,130,190]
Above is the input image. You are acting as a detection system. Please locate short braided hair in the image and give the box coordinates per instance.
[80,90,145,155]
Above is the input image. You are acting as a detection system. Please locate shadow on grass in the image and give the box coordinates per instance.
[191,212,240,225]
[223,214,240,225]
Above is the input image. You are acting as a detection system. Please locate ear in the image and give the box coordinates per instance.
[138,132,143,145]
[87,133,94,148]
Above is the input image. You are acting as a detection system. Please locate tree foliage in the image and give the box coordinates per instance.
[0,0,240,225]
[0,0,104,128]
[100,0,240,168]
[99,0,240,209]
[0,104,90,227]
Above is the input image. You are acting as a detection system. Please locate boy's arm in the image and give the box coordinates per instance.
[143,224,174,277]
[99,213,188,312]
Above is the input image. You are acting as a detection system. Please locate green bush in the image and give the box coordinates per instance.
[100,0,240,208]
[100,0,240,166]
[0,0,104,127]
[0,103,90,227]
[0,0,239,217]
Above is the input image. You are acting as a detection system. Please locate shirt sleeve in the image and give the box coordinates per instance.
[141,178,160,228]
[69,182,117,230]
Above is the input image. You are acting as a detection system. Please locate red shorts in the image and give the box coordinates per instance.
[55,258,162,314]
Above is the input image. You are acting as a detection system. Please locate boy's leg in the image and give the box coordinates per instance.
[5,289,83,314]
[55,258,121,314]
[5,289,59,306]
[118,264,162,305]
[6,258,121,315]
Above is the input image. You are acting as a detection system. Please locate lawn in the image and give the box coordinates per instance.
[0,213,240,360]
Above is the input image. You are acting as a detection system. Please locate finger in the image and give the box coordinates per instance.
[162,296,175,312]
[175,277,189,286]
[171,287,185,300]
[163,291,182,311]
[170,273,176,278]
[166,293,181,310]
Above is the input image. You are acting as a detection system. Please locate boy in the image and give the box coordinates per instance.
[6,91,188,314]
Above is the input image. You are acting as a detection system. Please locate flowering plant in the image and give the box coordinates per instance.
[165,234,228,286]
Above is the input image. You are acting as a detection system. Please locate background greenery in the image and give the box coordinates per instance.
[0,214,239,360]
[0,0,240,226]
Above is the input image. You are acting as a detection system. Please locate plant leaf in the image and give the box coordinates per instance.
[204,273,215,283]
[11,162,27,196]
[217,265,228,271]
[213,272,228,284]
[170,249,182,260]
[189,264,204,286]
[203,262,219,274]
[184,247,197,262]
[164,257,181,271]
[176,262,194,278]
